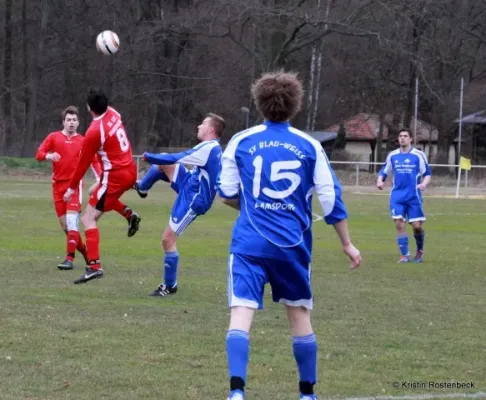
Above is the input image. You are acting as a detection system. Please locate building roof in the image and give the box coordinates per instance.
[306,131,337,143]
[455,110,486,124]
[324,113,438,142]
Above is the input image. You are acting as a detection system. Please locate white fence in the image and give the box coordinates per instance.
[133,156,486,189]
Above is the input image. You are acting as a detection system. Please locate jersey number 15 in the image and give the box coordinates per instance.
[252,155,301,200]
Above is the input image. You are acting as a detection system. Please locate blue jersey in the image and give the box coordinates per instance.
[144,139,222,214]
[218,121,347,263]
[378,147,432,202]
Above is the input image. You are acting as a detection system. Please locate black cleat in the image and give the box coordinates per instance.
[149,284,178,297]
[57,259,74,270]
[127,212,141,237]
[134,182,148,199]
[73,267,104,284]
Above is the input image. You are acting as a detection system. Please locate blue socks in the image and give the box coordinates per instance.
[227,329,250,396]
[293,334,317,396]
[226,331,318,398]
[138,165,169,191]
[163,251,179,287]
[397,234,409,256]
[414,231,425,252]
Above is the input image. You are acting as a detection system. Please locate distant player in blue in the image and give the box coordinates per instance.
[218,71,361,400]
[135,113,225,296]
[377,129,432,263]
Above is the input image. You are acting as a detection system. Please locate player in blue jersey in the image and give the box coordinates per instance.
[135,113,225,296]
[218,71,361,400]
[376,129,432,263]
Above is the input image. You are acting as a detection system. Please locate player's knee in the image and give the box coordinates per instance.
[66,212,79,232]
[81,213,94,228]
[58,216,67,231]
[286,306,313,336]
[229,306,255,332]
[395,219,406,231]
[162,229,176,250]
[412,224,423,234]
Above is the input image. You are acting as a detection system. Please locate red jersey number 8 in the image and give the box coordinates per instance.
[116,128,130,152]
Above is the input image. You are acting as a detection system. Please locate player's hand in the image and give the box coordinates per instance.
[417,183,427,191]
[376,181,384,190]
[63,188,74,202]
[343,242,361,270]
[46,152,61,162]
[88,182,98,195]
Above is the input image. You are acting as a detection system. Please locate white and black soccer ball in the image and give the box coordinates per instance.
[96,30,120,55]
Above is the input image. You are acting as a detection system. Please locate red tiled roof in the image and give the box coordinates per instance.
[325,113,438,142]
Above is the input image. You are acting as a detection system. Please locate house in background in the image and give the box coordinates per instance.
[306,131,337,158]
[455,110,486,163]
[323,113,453,165]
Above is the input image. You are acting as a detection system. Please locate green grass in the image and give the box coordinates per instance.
[0,156,51,172]
[0,179,485,400]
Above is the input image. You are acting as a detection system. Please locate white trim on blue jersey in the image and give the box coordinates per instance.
[144,139,219,166]
[218,125,266,199]
[288,127,341,220]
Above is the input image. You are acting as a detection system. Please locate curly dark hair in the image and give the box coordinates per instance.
[251,70,303,122]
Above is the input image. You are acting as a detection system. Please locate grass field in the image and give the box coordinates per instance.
[0,178,485,400]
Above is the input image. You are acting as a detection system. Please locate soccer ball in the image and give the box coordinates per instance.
[96,30,120,55]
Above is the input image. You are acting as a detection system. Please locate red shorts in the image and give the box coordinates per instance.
[89,163,137,212]
[53,181,82,217]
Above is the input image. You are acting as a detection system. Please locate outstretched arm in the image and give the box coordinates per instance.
[67,131,100,193]
[143,142,216,166]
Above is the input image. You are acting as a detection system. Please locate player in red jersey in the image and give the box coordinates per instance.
[36,106,102,271]
[64,88,141,284]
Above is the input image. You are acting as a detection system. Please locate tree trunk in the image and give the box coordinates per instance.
[25,0,49,155]
[19,0,31,156]
[3,0,13,154]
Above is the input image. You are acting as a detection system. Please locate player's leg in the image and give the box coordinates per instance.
[55,203,86,269]
[112,199,141,237]
[53,184,71,268]
[57,212,80,270]
[107,165,141,237]
[73,204,104,284]
[149,186,198,297]
[408,203,426,263]
[135,164,175,198]
[286,307,318,400]
[58,185,88,270]
[225,253,266,400]
[391,201,410,262]
[266,259,317,399]
[148,224,180,296]
[73,183,107,284]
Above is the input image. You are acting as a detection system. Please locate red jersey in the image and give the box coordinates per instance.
[36,131,102,183]
[69,107,134,190]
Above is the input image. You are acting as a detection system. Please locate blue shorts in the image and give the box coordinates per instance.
[390,199,426,223]
[169,164,199,235]
[227,253,313,310]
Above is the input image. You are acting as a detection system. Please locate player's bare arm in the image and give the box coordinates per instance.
[220,197,241,211]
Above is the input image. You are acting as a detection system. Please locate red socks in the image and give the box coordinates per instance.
[84,228,101,269]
